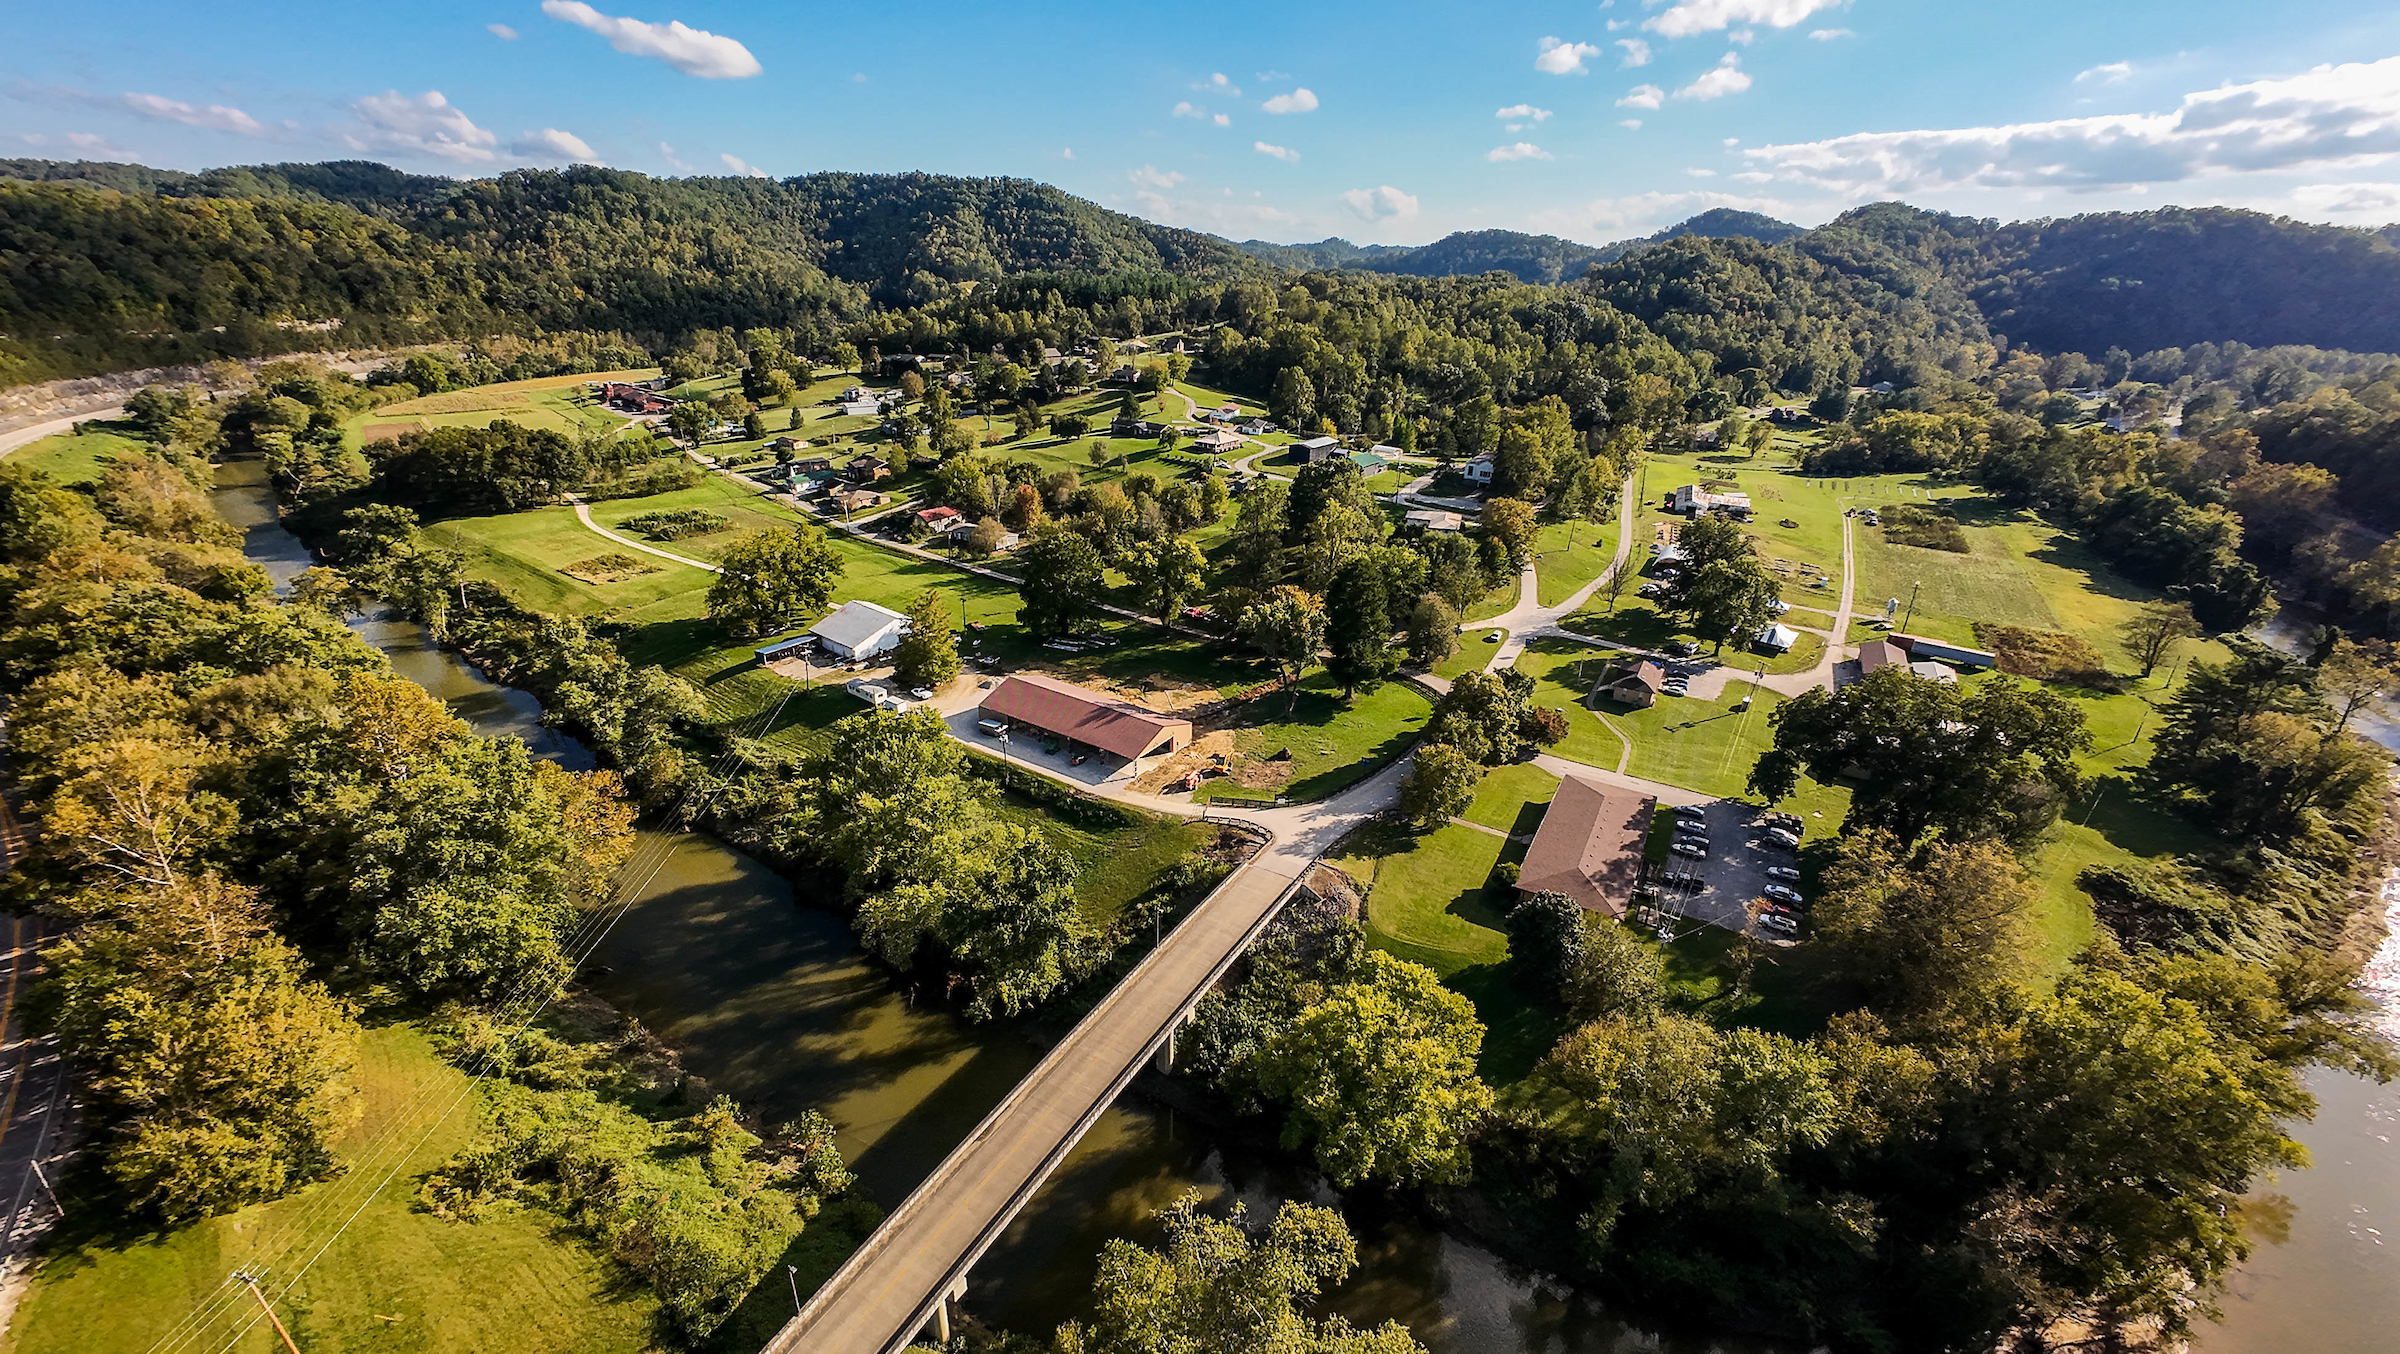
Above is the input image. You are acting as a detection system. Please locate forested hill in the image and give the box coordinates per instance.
[1817,202,2400,357]
[0,158,1263,384]
[1235,210,1804,286]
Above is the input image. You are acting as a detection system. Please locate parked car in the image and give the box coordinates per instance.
[1759,901,1802,920]
[1637,583,1665,598]
[1758,913,1798,934]
[1762,883,1804,906]
[1673,804,1708,823]
[1666,640,1699,657]
[1671,841,1708,860]
[1764,811,1802,830]
[909,687,934,701]
[1765,865,1802,883]
[1762,829,1800,850]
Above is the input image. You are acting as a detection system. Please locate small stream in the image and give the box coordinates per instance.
[214,462,2399,1352]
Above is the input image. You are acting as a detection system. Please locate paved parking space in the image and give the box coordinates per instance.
[1647,800,1805,940]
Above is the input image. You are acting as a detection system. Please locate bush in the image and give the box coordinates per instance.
[1878,503,1969,552]
[621,508,729,541]
[1975,623,2124,690]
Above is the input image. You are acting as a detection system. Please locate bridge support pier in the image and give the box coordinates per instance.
[926,1277,968,1346]
[1155,1012,1186,1074]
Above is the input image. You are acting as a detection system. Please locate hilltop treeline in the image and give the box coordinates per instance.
[0,159,1262,384]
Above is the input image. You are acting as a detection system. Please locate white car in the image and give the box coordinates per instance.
[1671,841,1708,860]
[909,687,935,701]
[1758,913,1798,934]
[1765,865,1802,883]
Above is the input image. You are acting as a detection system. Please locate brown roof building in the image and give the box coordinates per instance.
[1595,659,1666,709]
[1857,638,1906,674]
[979,673,1193,763]
[1515,775,1656,917]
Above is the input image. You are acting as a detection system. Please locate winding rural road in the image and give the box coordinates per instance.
[564,496,722,573]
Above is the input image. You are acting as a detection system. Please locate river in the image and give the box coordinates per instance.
[210,464,2392,1353]
[212,464,1771,1353]
[2196,616,2400,1353]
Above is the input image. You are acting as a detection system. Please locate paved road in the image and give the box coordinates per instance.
[0,800,73,1287]
[761,753,1408,1354]
[0,408,126,459]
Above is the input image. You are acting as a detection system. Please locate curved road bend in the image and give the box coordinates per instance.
[762,756,1410,1354]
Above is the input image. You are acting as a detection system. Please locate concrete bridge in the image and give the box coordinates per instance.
[759,769,1390,1354]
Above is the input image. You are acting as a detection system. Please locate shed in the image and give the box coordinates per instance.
[978,672,1192,765]
[1297,436,1342,462]
[1405,509,1464,533]
[1347,449,1390,474]
[809,599,912,661]
[1757,623,1800,652]
[1516,776,1657,918]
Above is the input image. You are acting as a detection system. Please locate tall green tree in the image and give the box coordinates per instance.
[705,524,845,637]
[1323,555,1398,698]
[1255,950,1492,1187]
[1242,585,1328,703]
[1397,744,1481,830]
[1016,523,1109,639]
[1124,535,1208,623]
[890,588,961,689]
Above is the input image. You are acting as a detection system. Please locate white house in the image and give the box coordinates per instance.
[810,599,912,661]
[1461,456,1497,485]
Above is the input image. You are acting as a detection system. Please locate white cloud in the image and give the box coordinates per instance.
[851,72,868,82]
[1528,188,1799,236]
[1644,0,1846,39]
[1676,53,1753,101]
[1172,101,1205,118]
[1621,118,1645,129]
[1536,37,1604,75]
[1808,27,1853,40]
[720,152,767,177]
[1687,167,1718,177]
[513,127,601,163]
[658,140,692,169]
[1061,147,1076,160]
[1214,112,1230,126]
[1496,104,1554,122]
[1262,87,1319,113]
[1732,169,1774,181]
[344,90,498,163]
[1729,27,1755,45]
[1196,72,1242,96]
[1255,140,1299,161]
[1489,142,1553,162]
[2291,181,2400,214]
[120,92,265,135]
[1617,38,1652,68]
[539,1,761,79]
[63,131,132,158]
[488,22,519,39]
[1618,84,1666,110]
[1256,69,1292,82]
[1744,54,2400,194]
[1130,164,1185,189]
[1725,136,1742,145]
[2076,61,2134,84]
[1342,184,1419,221]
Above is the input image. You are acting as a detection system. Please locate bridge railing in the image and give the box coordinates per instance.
[765,837,1316,1354]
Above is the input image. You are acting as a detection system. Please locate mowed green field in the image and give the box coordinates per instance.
[8,1027,657,1354]
[6,427,147,485]
[344,369,657,449]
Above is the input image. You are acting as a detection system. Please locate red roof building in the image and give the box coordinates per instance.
[1515,775,1656,917]
[979,673,1193,763]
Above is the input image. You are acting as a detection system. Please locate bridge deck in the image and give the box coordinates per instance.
[763,841,1313,1354]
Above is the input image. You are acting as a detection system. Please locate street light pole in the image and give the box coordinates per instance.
[1901,579,1923,633]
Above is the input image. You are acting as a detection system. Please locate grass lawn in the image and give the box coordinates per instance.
[1532,517,1622,607]
[1191,671,1432,803]
[8,1026,657,1354]
[1433,628,1507,680]
[991,794,1215,930]
[7,426,145,485]
[1461,763,1561,836]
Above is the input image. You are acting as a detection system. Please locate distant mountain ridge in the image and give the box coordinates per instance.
[1235,207,1804,285]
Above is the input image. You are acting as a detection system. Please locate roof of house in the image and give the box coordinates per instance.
[1297,436,1341,450]
[1347,450,1389,471]
[1857,638,1905,673]
[809,599,910,651]
[1517,776,1656,917]
[1608,660,1666,692]
[980,672,1193,761]
[1909,659,1959,683]
[917,506,960,522]
[1759,622,1801,650]
[1405,509,1464,531]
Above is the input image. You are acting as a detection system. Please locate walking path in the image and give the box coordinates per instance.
[565,497,721,573]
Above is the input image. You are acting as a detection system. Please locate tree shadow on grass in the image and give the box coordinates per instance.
[1443,961,1569,1086]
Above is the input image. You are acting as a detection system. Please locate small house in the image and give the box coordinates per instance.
[1757,623,1800,652]
[916,506,963,533]
[846,455,891,483]
[1297,436,1342,463]
[828,488,887,515]
[1671,484,1753,519]
[789,454,835,474]
[1892,634,1998,670]
[1461,456,1496,484]
[1405,509,1464,533]
[809,599,912,661]
[1346,449,1390,474]
[1194,429,1242,453]
[1515,776,1657,918]
[1595,660,1666,709]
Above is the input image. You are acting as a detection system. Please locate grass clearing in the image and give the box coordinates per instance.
[1532,517,1622,607]
[9,1026,657,1354]
[1192,673,1432,803]
[7,426,145,485]
[345,369,655,449]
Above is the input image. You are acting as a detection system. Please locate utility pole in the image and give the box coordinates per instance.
[235,1272,304,1354]
[788,1265,803,1317]
[1900,579,1923,634]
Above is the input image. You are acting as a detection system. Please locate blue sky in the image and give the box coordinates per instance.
[10,0,2400,245]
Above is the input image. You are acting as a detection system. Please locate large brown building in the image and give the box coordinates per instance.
[978,673,1193,768]
[1515,775,1656,918]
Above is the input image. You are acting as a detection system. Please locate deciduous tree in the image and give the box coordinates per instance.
[705,525,845,637]
[1397,744,1480,831]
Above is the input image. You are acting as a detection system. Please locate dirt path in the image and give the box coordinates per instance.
[565,497,721,573]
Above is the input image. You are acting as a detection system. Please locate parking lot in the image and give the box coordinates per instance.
[1644,799,1806,942]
